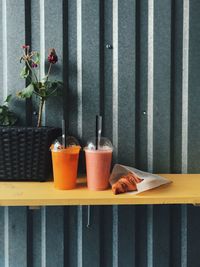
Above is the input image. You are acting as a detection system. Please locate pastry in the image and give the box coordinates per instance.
[112,172,143,195]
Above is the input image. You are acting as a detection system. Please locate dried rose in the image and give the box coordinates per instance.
[48,48,58,64]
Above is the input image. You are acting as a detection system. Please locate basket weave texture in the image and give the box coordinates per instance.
[0,127,61,181]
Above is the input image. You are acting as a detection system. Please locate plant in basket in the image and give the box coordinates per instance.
[0,46,62,182]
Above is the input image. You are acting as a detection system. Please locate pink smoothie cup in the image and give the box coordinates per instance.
[84,137,113,191]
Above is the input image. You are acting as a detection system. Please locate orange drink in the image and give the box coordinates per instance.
[51,146,80,190]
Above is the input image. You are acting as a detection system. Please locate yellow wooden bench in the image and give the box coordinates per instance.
[0,174,199,206]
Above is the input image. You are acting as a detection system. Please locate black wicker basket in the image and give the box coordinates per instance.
[0,126,61,181]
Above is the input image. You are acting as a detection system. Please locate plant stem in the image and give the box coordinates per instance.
[37,97,45,127]
[26,60,38,83]
[46,63,52,81]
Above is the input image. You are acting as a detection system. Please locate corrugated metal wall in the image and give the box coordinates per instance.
[1,205,200,267]
[1,0,200,266]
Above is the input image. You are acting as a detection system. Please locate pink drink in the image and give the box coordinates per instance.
[85,149,112,190]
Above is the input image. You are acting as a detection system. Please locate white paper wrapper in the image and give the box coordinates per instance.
[109,164,172,194]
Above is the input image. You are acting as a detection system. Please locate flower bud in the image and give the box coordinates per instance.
[22,45,30,49]
[48,48,58,64]
[31,63,38,68]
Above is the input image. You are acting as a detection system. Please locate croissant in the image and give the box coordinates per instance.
[112,172,143,195]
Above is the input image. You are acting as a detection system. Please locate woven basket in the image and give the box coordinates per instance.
[0,126,61,181]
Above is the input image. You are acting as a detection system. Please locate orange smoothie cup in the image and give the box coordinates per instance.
[51,146,80,190]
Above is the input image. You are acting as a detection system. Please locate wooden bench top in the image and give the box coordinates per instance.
[0,174,200,206]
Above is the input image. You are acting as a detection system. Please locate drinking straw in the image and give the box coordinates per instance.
[96,115,102,150]
[62,119,67,148]
[98,116,102,149]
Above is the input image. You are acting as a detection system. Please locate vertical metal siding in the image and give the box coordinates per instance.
[153,0,172,173]
[147,0,154,174]
[118,0,136,166]
[44,0,63,127]
[182,0,189,174]
[171,0,183,174]
[188,0,200,173]
[1,1,200,266]
[136,0,148,172]
[0,205,200,266]
[103,0,113,148]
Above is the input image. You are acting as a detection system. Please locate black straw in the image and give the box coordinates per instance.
[62,119,67,148]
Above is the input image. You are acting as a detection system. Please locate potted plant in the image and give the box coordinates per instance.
[0,46,62,181]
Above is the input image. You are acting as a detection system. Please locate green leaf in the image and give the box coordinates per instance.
[0,107,17,126]
[34,52,40,64]
[43,81,63,99]
[3,115,9,126]
[2,106,8,112]
[20,66,29,79]
[17,83,34,99]
[4,94,12,103]
[7,112,17,126]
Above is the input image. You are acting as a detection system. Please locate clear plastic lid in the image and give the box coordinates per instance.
[64,136,79,147]
[51,136,80,151]
[85,137,113,151]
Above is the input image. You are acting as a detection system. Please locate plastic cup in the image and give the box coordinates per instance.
[51,138,81,190]
[84,137,113,190]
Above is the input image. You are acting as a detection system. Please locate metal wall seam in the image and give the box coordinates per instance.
[112,206,118,267]
[67,0,78,136]
[2,0,7,101]
[181,2,189,265]
[39,0,46,126]
[41,207,47,267]
[147,0,154,173]
[77,0,83,139]
[181,205,188,267]
[112,0,118,161]
[147,205,153,267]
[147,1,154,265]
[77,206,83,267]
[181,0,189,174]
[4,207,9,267]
